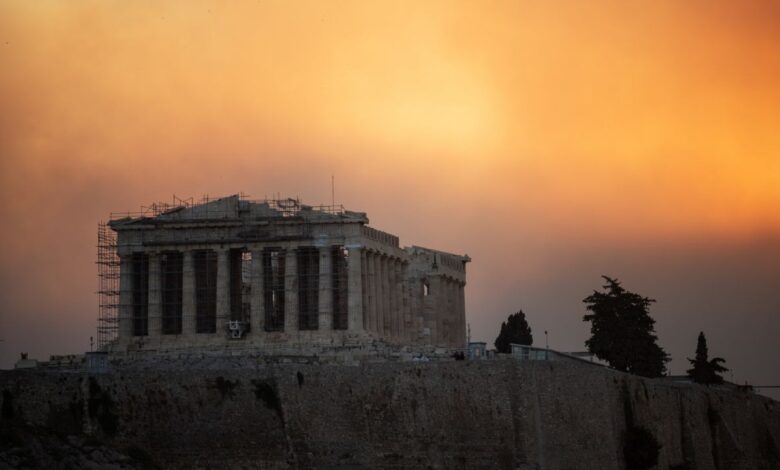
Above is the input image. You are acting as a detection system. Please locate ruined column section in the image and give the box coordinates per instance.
[106,195,470,353]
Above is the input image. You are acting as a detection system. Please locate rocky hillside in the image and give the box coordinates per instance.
[1,358,778,469]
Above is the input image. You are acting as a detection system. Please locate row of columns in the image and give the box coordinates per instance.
[361,250,408,342]
[423,275,467,348]
[118,245,362,340]
[116,243,466,347]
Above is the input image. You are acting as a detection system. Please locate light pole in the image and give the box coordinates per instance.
[544,330,549,360]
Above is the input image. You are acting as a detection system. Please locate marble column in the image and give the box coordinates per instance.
[378,255,387,337]
[319,246,333,330]
[436,277,444,345]
[395,259,403,341]
[216,248,230,331]
[421,279,429,342]
[181,250,196,336]
[450,279,457,346]
[251,248,264,334]
[444,278,451,345]
[118,254,133,340]
[390,257,401,341]
[449,279,456,347]
[147,252,162,339]
[454,280,461,347]
[386,256,393,337]
[284,248,298,332]
[347,245,363,331]
[443,278,450,346]
[386,257,394,340]
[369,252,379,333]
[361,250,368,331]
[435,277,444,345]
[459,281,467,348]
[400,275,409,343]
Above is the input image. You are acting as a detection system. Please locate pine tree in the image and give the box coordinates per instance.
[686,331,728,384]
[583,276,669,377]
[494,310,533,353]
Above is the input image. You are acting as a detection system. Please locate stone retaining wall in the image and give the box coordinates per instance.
[1,359,778,469]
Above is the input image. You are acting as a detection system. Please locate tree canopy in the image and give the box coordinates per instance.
[583,276,669,377]
[494,310,533,353]
[686,331,728,385]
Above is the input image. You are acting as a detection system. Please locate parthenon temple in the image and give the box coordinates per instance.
[98,195,470,353]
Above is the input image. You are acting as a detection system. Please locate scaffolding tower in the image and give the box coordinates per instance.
[96,222,119,349]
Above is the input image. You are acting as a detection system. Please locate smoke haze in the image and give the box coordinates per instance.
[1,1,779,397]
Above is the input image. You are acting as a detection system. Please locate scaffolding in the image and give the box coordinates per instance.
[96,222,119,349]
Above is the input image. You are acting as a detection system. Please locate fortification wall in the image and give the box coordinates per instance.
[1,359,778,469]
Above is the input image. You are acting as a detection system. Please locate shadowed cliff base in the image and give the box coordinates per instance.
[1,359,778,469]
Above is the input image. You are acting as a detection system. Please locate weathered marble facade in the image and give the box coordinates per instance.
[107,195,469,352]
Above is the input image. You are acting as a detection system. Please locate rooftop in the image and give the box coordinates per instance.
[108,194,368,228]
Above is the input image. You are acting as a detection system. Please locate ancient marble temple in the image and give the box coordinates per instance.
[105,195,469,353]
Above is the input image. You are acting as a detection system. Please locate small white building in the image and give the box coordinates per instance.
[510,344,550,361]
[14,353,38,369]
[468,341,487,360]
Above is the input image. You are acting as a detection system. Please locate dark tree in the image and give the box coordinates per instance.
[686,331,728,385]
[583,276,669,377]
[494,310,533,353]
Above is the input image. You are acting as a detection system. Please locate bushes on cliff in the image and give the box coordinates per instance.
[494,310,533,353]
[583,276,669,377]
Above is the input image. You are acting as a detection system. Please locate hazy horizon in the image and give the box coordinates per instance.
[1,1,779,399]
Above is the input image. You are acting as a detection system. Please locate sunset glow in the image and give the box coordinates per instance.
[1,1,779,393]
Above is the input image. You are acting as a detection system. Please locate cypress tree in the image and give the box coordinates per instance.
[494,310,533,353]
[686,331,728,384]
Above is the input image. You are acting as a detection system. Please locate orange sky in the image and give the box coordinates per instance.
[1,1,779,394]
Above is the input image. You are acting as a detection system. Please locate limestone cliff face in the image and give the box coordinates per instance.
[1,360,778,469]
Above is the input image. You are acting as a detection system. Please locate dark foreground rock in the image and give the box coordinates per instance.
[0,425,148,469]
[1,359,778,469]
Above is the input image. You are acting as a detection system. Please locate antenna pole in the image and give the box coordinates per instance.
[331,174,335,207]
